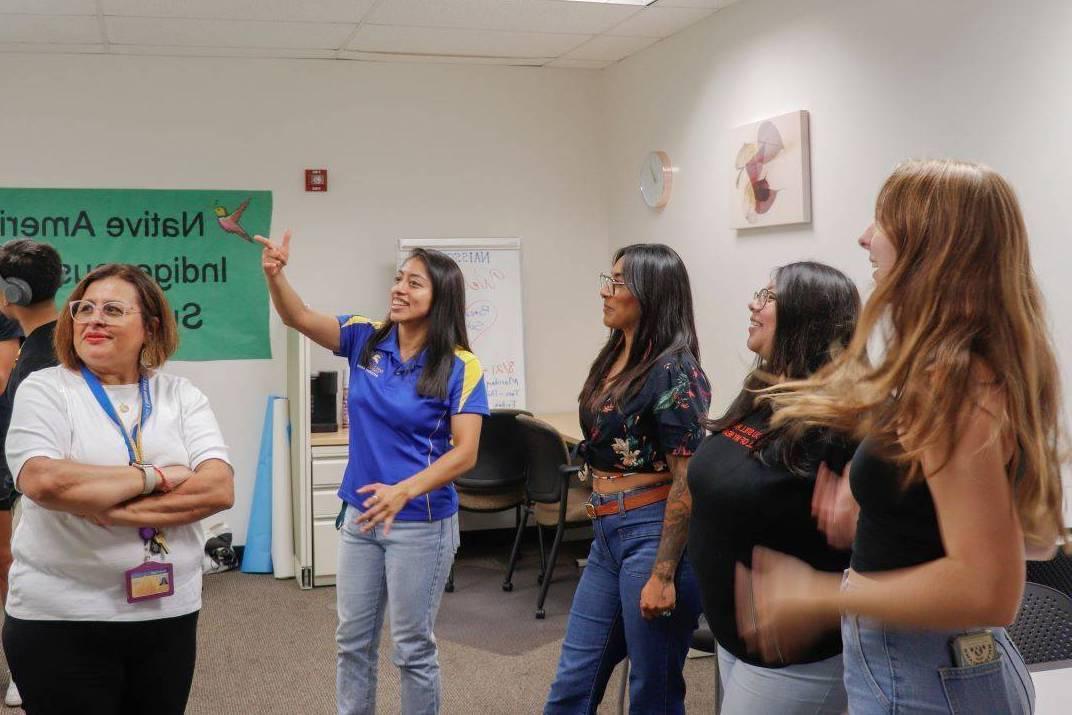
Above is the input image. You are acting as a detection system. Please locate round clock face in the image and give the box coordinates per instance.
[640,151,671,208]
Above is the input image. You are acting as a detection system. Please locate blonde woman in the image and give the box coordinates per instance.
[740,159,1064,714]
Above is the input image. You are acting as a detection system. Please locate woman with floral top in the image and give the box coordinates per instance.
[545,244,711,715]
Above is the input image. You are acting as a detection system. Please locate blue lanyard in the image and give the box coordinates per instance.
[80,366,153,465]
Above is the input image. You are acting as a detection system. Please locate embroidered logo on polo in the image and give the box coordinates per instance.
[362,351,385,377]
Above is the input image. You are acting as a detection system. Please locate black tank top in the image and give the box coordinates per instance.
[849,438,945,572]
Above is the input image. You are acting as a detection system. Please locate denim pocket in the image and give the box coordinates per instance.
[617,522,663,542]
[617,522,662,577]
[844,615,893,710]
[939,654,1028,715]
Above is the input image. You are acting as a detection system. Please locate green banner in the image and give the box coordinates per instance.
[0,188,272,361]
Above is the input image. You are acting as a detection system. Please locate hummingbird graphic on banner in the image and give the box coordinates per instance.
[214,198,253,243]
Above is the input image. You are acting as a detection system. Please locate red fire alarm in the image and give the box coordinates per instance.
[305,169,328,192]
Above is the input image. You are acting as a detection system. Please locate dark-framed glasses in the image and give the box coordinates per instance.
[69,299,141,325]
[599,273,628,295]
[753,288,777,309]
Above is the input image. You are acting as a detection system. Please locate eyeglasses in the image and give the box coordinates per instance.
[69,299,141,325]
[752,288,777,309]
[599,273,628,296]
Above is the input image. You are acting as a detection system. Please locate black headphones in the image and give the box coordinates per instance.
[0,275,32,307]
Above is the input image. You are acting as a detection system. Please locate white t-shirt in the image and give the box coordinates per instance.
[5,365,230,621]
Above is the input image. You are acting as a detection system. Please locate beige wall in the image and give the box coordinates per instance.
[0,54,611,542]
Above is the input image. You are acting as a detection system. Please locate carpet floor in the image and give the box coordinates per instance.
[1,530,717,713]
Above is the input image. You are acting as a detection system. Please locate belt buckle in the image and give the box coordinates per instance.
[584,502,597,519]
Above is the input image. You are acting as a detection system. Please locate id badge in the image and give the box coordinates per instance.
[124,561,175,603]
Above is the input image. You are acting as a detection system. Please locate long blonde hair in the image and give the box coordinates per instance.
[766,159,1066,543]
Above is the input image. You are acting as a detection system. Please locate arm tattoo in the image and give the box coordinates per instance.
[651,456,692,582]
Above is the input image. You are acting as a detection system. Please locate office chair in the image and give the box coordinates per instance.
[1026,547,1072,599]
[511,415,590,618]
[448,408,532,593]
[1008,582,1072,666]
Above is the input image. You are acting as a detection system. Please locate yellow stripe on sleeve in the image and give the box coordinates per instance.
[342,315,383,329]
[453,349,483,413]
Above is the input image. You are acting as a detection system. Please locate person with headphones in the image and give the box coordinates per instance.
[0,239,62,708]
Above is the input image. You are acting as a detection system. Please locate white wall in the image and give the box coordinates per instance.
[0,54,610,543]
[603,0,1072,434]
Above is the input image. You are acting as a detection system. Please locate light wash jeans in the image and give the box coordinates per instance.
[842,613,1035,714]
[716,645,847,715]
[544,488,703,714]
[335,504,459,715]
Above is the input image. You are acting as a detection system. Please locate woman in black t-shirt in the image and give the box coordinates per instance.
[687,261,859,714]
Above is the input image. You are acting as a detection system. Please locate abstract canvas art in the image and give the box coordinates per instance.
[731,110,811,228]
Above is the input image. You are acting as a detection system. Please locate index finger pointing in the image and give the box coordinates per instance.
[281,229,292,249]
[252,234,273,248]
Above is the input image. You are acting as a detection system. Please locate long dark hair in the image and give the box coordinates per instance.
[707,261,859,474]
[579,244,701,409]
[358,249,470,400]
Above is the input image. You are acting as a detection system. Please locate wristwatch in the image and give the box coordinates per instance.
[133,462,158,495]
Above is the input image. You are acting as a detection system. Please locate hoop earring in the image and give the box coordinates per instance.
[139,347,152,369]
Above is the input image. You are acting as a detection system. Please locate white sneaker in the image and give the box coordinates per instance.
[4,680,20,707]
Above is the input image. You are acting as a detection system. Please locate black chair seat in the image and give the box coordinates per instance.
[691,623,715,654]
[1008,581,1072,665]
[455,473,525,491]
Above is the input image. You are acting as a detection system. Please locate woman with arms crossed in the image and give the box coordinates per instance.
[545,243,710,714]
[744,159,1064,713]
[2,264,234,714]
[256,231,488,715]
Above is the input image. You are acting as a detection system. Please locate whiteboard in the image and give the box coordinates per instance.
[398,238,526,409]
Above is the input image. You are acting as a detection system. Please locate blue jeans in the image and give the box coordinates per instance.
[545,489,703,714]
[335,504,459,715]
[842,613,1035,714]
[717,645,847,715]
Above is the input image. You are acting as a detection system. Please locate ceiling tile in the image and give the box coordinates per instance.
[367,0,642,35]
[100,0,377,23]
[655,0,721,8]
[111,45,339,59]
[0,0,96,14]
[563,34,655,61]
[0,15,101,44]
[0,42,105,54]
[349,24,587,58]
[607,5,713,38]
[339,50,548,66]
[546,58,609,70]
[105,17,355,49]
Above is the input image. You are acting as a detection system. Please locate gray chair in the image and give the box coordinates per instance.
[510,415,591,619]
[1026,548,1072,598]
[448,408,532,593]
[1008,581,1072,666]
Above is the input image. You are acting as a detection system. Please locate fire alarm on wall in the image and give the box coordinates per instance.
[305,169,327,192]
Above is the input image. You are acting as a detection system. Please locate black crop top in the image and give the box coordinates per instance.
[577,351,710,478]
[849,438,945,572]
[687,408,851,666]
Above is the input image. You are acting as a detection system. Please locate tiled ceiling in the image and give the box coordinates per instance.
[0,0,741,69]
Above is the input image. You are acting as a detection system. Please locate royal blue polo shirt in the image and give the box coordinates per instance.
[334,315,490,521]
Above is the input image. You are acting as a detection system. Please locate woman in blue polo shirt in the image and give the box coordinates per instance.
[255,231,489,715]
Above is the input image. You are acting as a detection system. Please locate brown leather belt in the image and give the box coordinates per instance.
[584,484,672,519]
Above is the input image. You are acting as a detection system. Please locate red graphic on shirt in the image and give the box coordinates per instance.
[722,423,764,449]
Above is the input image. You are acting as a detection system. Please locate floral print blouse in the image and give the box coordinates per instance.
[577,351,711,478]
